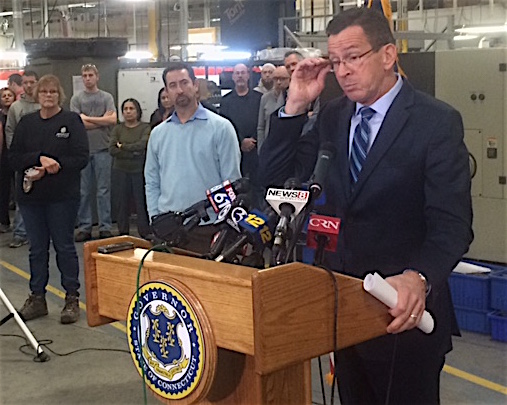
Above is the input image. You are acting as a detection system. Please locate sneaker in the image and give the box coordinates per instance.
[61,294,80,324]
[99,230,113,239]
[75,231,92,242]
[0,224,11,233]
[19,294,48,321]
[9,236,28,248]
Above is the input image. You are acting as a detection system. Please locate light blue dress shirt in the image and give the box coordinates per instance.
[144,103,242,223]
[348,74,403,156]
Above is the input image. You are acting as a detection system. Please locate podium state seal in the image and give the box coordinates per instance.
[127,279,216,403]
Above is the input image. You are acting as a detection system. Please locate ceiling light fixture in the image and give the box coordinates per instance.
[453,34,479,41]
[67,3,96,8]
[199,50,251,61]
[123,50,153,62]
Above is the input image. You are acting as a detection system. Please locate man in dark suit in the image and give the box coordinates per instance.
[258,8,473,405]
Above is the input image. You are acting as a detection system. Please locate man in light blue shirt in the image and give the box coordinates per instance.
[144,62,241,252]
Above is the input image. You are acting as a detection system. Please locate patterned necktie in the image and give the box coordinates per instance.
[350,107,375,183]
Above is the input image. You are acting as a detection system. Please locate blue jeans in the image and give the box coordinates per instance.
[77,151,112,233]
[12,173,27,239]
[12,204,27,239]
[19,199,80,296]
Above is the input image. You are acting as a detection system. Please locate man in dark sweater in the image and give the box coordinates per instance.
[219,63,262,180]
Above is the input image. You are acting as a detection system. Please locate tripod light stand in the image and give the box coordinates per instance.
[0,288,49,362]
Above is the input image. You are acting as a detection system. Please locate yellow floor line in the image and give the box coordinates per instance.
[0,259,127,334]
[443,364,507,395]
[1,259,506,395]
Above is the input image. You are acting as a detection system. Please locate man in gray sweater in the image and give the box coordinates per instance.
[71,64,117,242]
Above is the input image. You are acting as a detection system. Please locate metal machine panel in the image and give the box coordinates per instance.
[435,49,507,263]
[465,129,482,198]
[117,68,165,123]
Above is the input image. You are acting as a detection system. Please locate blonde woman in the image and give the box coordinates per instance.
[9,75,89,324]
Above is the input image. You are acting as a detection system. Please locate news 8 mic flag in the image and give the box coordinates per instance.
[265,188,309,218]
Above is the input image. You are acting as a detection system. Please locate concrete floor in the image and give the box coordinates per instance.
[0,224,506,405]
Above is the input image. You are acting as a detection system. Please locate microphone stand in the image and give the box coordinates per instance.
[0,288,50,362]
[284,189,318,265]
[313,234,329,266]
[166,204,210,248]
[288,191,339,405]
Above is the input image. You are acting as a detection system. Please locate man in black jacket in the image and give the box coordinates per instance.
[220,63,262,180]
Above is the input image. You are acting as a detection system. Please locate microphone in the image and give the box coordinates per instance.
[208,227,232,259]
[215,208,276,263]
[239,208,277,268]
[182,177,250,218]
[266,178,310,248]
[306,214,341,265]
[215,233,249,263]
[224,193,251,232]
[265,186,309,220]
[208,194,251,259]
[238,208,276,249]
[207,178,249,213]
[306,214,341,252]
[308,142,336,198]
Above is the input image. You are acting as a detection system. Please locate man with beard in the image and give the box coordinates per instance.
[144,62,241,253]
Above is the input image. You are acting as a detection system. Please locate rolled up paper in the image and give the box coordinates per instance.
[363,272,434,334]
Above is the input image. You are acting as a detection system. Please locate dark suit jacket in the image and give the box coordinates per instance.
[220,89,262,179]
[258,80,473,360]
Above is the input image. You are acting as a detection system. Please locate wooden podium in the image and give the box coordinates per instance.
[84,236,391,405]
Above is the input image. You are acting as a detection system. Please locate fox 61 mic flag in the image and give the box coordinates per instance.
[206,180,238,213]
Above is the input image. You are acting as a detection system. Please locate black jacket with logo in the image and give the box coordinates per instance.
[9,109,89,203]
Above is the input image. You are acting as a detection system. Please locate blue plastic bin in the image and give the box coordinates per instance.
[490,271,507,311]
[449,272,490,311]
[454,305,490,334]
[488,311,507,342]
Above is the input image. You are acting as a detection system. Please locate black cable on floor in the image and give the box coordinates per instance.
[0,333,130,363]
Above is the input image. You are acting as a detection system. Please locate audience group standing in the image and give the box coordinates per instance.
[2,54,303,322]
[1,57,300,245]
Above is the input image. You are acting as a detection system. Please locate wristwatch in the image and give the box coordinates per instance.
[404,269,431,296]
